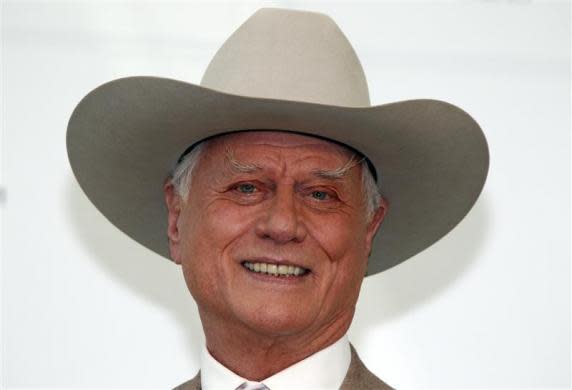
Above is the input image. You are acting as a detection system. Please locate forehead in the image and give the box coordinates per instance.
[204,131,355,160]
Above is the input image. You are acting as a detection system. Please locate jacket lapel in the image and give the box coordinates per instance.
[339,344,394,389]
[173,371,201,390]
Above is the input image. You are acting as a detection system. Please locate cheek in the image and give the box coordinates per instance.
[178,202,255,291]
[181,199,250,252]
[306,212,369,264]
[307,213,369,303]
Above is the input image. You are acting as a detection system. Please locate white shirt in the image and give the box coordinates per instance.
[200,335,351,390]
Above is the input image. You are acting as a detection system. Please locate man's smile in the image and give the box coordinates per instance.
[241,260,310,277]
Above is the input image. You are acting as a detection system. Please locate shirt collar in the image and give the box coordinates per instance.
[200,335,351,390]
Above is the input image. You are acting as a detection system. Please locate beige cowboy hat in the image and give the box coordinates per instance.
[66,7,489,276]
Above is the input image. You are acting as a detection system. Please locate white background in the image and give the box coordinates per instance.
[1,0,570,388]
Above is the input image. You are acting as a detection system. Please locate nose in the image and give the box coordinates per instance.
[255,186,307,244]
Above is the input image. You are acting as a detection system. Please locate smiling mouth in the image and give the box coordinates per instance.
[241,261,310,277]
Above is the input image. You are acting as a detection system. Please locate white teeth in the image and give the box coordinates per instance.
[267,264,277,275]
[243,261,307,277]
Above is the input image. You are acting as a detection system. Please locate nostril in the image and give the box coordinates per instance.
[255,219,304,244]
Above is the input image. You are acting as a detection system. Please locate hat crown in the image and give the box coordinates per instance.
[200,8,370,107]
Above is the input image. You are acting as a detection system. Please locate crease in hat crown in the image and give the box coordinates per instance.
[200,8,371,107]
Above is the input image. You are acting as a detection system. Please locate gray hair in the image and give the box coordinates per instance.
[170,139,382,221]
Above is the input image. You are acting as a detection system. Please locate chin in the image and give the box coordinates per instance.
[234,303,319,337]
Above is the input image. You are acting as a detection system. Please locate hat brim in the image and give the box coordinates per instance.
[66,76,489,276]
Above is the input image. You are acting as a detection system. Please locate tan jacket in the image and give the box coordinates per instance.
[173,345,394,389]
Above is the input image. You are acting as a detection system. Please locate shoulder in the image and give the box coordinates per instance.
[341,344,395,390]
[172,371,201,390]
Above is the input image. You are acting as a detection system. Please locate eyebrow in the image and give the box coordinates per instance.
[311,154,364,180]
[225,147,262,173]
[224,146,362,180]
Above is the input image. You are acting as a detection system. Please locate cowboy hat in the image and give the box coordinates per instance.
[66,7,489,276]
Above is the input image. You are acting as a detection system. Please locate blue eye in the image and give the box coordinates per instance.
[237,183,256,193]
[311,191,329,200]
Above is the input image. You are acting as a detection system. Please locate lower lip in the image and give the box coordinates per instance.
[241,264,310,285]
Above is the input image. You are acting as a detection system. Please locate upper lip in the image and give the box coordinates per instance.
[240,257,311,270]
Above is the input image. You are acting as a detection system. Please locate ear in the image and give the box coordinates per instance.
[364,196,389,257]
[163,179,183,264]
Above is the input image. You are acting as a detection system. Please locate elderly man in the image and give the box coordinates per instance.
[164,131,388,389]
[67,7,488,390]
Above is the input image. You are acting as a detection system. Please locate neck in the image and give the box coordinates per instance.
[199,309,354,381]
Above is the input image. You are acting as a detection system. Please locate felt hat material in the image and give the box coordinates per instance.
[67,8,489,275]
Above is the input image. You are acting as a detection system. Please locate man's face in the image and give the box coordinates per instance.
[165,131,386,339]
